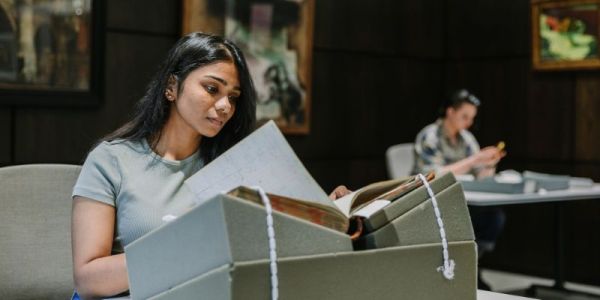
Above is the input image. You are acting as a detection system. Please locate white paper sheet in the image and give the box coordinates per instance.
[185,121,335,209]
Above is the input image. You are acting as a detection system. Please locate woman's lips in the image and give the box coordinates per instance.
[207,117,224,126]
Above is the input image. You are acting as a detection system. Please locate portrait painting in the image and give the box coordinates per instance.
[183,0,315,134]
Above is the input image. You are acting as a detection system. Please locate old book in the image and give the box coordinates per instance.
[227,174,431,235]
[185,121,432,236]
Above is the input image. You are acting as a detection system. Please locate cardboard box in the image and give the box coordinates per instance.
[149,241,476,300]
[126,191,477,299]
[363,172,456,232]
[125,194,352,299]
[356,182,474,250]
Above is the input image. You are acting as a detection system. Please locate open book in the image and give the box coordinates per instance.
[227,173,433,236]
[185,121,433,238]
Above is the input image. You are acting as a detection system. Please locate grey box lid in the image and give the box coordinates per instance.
[125,193,352,300]
[357,182,475,250]
[364,172,457,232]
[523,170,570,191]
[149,241,477,300]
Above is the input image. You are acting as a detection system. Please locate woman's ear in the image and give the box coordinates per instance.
[164,75,178,101]
[446,106,454,118]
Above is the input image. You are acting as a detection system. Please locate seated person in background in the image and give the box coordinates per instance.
[71,32,349,299]
[412,89,505,290]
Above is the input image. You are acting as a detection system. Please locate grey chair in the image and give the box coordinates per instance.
[385,143,415,179]
[0,164,81,300]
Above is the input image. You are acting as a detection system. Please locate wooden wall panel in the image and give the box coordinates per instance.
[289,51,442,169]
[446,0,530,58]
[107,0,180,34]
[14,33,176,164]
[527,73,574,162]
[564,200,600,285]
[0,109,11,165]
[575,74,600,162]
[304,158,387,196]
[314,0,444,57]
[575,163,600,182]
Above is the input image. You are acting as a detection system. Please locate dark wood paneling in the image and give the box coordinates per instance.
[446,0,530,58]
[444,59,530,160]
[527,72,574,161]
[314,0,444,58]
[564,200,600,286]
[304,158,387,195]
[0,109,11,165]
[14,33,176,164]
[289,51,442,162]
[107,0,181,34]
[575,74,600,162]
[574,163,600,182]
[102,33,177,119]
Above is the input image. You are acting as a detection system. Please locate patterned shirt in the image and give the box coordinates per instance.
[413,119,480,175]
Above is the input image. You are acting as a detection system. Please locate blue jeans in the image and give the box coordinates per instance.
[71,291,80,300]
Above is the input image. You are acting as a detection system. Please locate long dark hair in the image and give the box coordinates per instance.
[104,32,257,163]
[437,89,481,118]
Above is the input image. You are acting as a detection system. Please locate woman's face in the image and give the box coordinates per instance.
[167,61,241,138]
[446,103,477,131]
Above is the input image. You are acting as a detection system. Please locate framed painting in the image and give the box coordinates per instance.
[183,0,315,134]
[0,0,104,106]
[532,0,600,70]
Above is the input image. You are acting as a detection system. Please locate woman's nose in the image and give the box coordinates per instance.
[215,96,231,114]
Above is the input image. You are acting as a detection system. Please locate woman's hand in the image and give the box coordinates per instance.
[474,146,506,168]
[329,185,352,200]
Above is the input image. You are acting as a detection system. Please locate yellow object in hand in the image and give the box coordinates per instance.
[496,141,506,151]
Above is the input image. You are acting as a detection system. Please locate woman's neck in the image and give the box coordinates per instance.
[442,118,459,141]
[153,119,202,161]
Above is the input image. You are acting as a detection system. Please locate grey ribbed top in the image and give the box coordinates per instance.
[72,139,204,253]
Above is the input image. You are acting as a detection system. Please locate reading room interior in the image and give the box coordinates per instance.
[1,1,600,300]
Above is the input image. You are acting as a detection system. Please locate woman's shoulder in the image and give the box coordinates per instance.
[87,139,148,161]
[96,138,146,152]
[416,121,441,144]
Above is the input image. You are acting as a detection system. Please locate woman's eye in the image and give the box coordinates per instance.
[205,85,218,94]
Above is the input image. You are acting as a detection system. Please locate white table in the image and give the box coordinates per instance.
[106,290,536,300]
[466,184,600,206]
[465,184,600,298]
[477,290,537,299]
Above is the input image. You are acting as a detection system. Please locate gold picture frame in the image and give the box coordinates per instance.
[532,0,600,71]
[183,0,315,134]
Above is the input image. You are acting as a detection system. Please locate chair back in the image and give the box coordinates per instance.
[0,164,81,300]
[385,143,415,179]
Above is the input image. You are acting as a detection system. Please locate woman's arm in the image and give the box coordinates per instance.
[439,155,480,175]
[440,146,504,176]
[72,197,129,299]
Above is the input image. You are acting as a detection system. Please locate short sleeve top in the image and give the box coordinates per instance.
[413,119,480,175]
[72,139,204,253]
